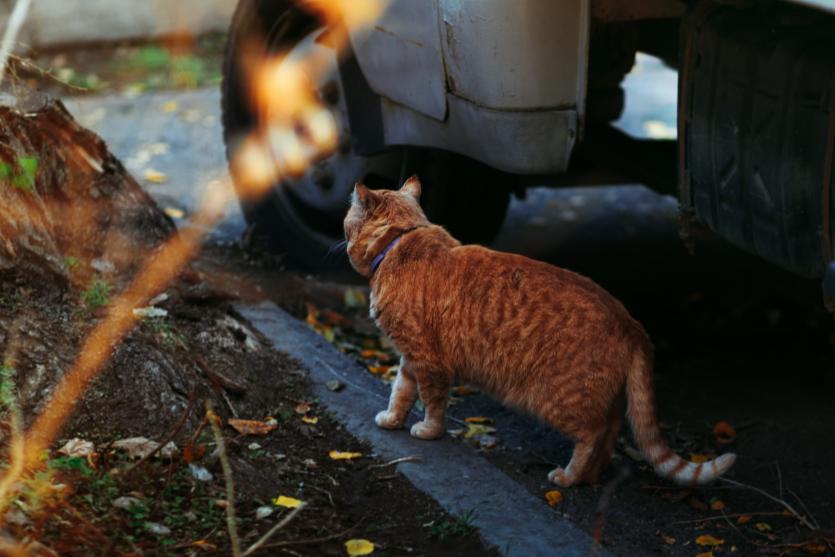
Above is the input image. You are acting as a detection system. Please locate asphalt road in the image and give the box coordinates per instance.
[65,56,835,555]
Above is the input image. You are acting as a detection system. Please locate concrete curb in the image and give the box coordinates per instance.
[236,300,612,557]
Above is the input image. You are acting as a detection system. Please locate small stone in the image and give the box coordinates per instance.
[145,522,171,535]
[113,496,144,510]
[248,442,262,451]
[479,435,498,450]
[90,258,115,273]
[255,506,274,520]
[189,464,213,482]
[326,380,344,392]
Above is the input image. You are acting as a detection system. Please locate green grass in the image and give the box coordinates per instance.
[428,509,477,540]
[82,278,111,308]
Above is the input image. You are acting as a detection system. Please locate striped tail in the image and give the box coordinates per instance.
[626,345,736,485]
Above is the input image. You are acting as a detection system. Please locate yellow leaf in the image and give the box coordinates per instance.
[144,168,167,184]
[164,207,184,219]
[367,365,392,376]
[162,101,178,113]
[272,495,303,509]
[190,539,217,550]
[709,499,725,511]
[695,535,725,547]
[464,416,493,424]
[344,538,375,556]
[755,522,772,532]
[713,421,737,444]
[228,418,277,436]
[301,416,318,425]
[737,515,752,525]
[463,424,496,439]
[545,490,562,507]
[329,450,362,460]
[690,453,709,464]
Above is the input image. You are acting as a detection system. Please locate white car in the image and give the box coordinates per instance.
[222,0,835,292]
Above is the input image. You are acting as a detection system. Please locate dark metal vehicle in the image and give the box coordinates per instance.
[221,0,835,298]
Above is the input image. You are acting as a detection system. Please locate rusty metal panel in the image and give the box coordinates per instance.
[345,1,448,121]
[439,0,590,116]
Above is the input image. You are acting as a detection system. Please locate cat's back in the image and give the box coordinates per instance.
[446,244,635,327]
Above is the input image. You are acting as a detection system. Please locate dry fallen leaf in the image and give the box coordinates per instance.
[709,498,726,511]
[803,543,828,555]
[360,349,389,360]
[367,364,392,376]
[273,495,303,509]
[713,421,737,444]
[190,539,217,551]
[302,416,319,425]
[143,168,167,184]
[695,534,725,547]
[227,418,278,436]
[329,450,363,460]
[737,515,752,525]
[695,553,715,557]
[545,490,562,507]
[663,536,676,545]
[294,401,312,414]
[690,453,710,464]
[755,522,772,532]
[58,438,95,458]
[162,101,178,113]
[464,416,494,424]
[345,539,375,556]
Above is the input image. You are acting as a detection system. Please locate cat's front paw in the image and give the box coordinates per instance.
[410,420,444,440]
[547,467,578,487]
[375,411,405,430]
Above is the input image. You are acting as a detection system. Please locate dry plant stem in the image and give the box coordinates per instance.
[242,504,306,557]
[123,393,197,477]
[0,0,32,86]
[368,455,422,469]
[719,478,817,531]
[207,402,242,557]
[787,488,820,529]
[672,511,790,525]
[259,524,360,550]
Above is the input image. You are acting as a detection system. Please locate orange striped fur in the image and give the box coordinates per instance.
[344,177,736,486]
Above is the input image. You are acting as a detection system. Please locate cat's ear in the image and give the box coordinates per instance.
[352,183,378,211]
[401,175,421,201]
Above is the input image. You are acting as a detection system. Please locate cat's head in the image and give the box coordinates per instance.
[343,175,429,276]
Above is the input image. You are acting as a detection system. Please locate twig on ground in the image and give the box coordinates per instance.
[258,524,359,550]
[787,488,820,530]
[775,461,784,500]
[241,504,306,557]
[308,484,335,507]
[207,401,242,557]
[368,455,422,469]
[672,511,788,525]
[124,393,196,477]
[719,477,817,531]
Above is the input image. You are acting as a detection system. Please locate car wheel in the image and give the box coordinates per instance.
[221,0,400,271]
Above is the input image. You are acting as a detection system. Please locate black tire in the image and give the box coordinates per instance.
[221,0,351,271]
[221,0,510,269]
[401,148,510,246]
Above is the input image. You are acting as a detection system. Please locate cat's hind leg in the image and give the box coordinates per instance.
[581,395,625,483]
[375,360,418,429]
[548,435,598,487]
[410,367,450,440]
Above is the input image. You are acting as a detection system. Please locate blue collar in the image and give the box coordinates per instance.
[369,235,402,277]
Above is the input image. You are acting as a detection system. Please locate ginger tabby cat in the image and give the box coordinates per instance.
[343,176,736,487]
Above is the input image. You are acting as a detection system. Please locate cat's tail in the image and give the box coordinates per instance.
[625,343,736,485]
